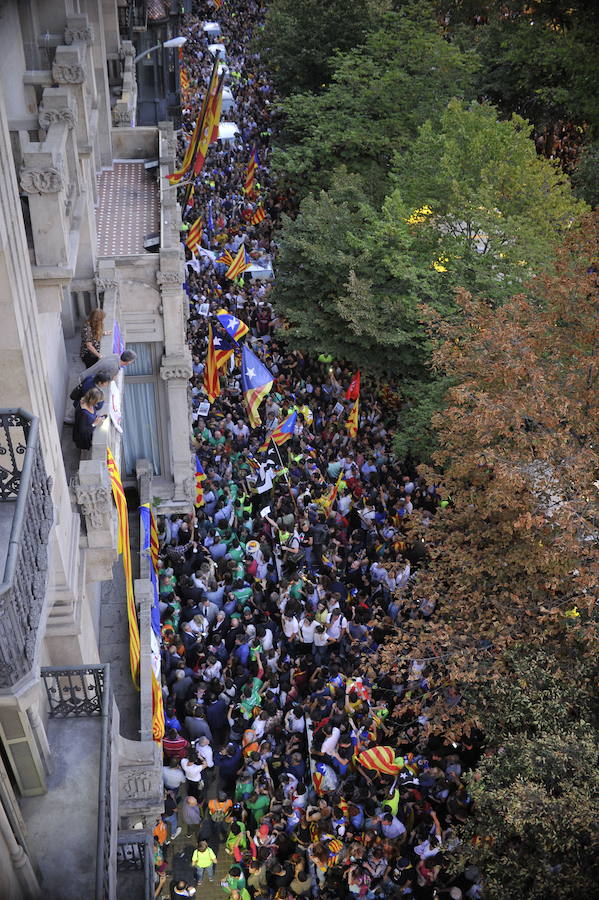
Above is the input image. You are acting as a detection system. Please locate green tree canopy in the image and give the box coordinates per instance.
[272,5,477,201]
[255,0,370,96]
[453,649,599,900]
[394,99,587,302]
[271,174,457,379]
[462,2,599,136]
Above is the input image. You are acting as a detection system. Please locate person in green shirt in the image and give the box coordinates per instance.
[221,865,246,896]
[232,579,253,609]
[245,790,270,826]
[191,840,216,883]
[225,820,248,855]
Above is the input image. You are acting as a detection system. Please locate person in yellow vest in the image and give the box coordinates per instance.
[191,839,217,884]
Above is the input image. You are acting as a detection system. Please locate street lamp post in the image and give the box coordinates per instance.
[133,35,187,65]
[134,36,187,125]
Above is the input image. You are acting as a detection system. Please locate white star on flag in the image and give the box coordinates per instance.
[246,367,256,379]
[227,317,238,329]
[213,336,222,347]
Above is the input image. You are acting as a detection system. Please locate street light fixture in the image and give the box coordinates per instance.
[133,36,187,65]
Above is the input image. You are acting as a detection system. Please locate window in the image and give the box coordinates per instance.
[123,342,163,476]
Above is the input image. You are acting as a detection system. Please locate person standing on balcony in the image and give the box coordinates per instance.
[72,388,106,451]
[79,348,137,382]
[80,308,109,368]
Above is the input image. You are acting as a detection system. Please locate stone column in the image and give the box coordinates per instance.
[72,458,117,583]
[159,354,195,504]
[0,800,40,899]
[19,146,68,268]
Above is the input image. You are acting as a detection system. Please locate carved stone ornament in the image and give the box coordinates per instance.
[95,277,120,295]
[160,362,193,381]
[182,475,197,504]
[156,270,182,286]
[20,166,63,194]
[119,769,155,800]
[64,25,94,45]
[112,107,132,127]
[72,482,112,530]
[39,104,78,130]
[52,62,85,85]
[120,42,135,59]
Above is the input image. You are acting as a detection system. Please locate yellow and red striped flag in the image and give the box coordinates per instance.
[151,670,164,741]
[216,249,234,267]
[250,206,266,225]
[357,746,403,776]
[346,396,359,439]
[243,148,259,197]
[225,245,252,281]
[190,71,224,176]
[166,57,219,185]
[203,323,221,403]
[186,216,203,254]
[106,448,140,688]
[149,507,159,571]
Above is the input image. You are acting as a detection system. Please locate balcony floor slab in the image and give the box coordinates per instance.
[20,717,101,900]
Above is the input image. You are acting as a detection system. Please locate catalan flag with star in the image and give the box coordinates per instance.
[186,215,203,255]
[225,245,252,281]
[212,330,236,369]
[258,411,297,452]
[216,308,249,342]
[241,345,273,427]
[195,457,207,506]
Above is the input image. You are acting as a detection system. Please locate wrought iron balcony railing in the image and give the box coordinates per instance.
[117,832,154,900]
[41,665,114,900]
[0,410,53,688]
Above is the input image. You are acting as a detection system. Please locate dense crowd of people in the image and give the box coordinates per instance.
[153,3,485,899]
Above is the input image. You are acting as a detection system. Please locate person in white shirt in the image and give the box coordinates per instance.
[285,706,306,734]
[320,725,341,756]
[326,610,347,642]
[282,613,299,643]
[298,614,317,648]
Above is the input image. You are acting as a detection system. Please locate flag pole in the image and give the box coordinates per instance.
[271,438,298,512]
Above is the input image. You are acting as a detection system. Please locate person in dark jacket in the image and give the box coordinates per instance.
[72,388,106,450]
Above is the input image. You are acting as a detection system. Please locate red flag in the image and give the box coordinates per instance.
[346,370,360,400]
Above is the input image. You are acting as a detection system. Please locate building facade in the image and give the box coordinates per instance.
[0,0,193,895]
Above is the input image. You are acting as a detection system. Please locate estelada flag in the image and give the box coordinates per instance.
[346,396,359,439]
[258,411,297,452]
[346,370,360,400]
[195,457,207,506]
[216,308,249,342]
[203,323,221,403]
[241,345,273,427]
[213,331,236,369]
[357,746,403,776]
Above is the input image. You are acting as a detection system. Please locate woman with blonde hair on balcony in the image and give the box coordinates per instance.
[80,307,108,368]
[72,387,106,451]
